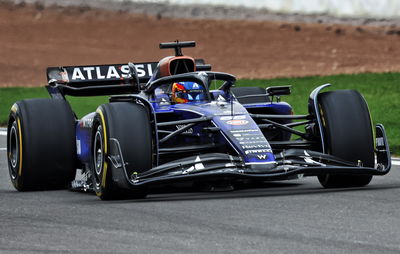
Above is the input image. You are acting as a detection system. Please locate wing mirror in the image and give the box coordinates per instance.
[266,86,291,96]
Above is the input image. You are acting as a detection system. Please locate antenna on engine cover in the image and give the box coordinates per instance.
[159,40,196,56]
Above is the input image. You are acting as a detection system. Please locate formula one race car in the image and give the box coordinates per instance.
[7,41,391,199]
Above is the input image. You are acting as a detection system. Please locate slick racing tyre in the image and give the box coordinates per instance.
[7,99,76,191]
[317,90,374,188]
[231,86,270,104]
[91,102,153,200]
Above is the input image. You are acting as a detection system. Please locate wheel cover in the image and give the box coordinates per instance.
[8,123,19,179]
[93,126,104,186]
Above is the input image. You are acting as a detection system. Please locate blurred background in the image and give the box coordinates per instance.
[1,0,400,86]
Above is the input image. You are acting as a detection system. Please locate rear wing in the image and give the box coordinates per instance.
[46,62,158,97]
[46,60,210,97]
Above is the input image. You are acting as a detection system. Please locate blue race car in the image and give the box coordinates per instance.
[7,41,391,199]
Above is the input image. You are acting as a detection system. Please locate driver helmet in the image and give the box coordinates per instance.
[171,82,206,104]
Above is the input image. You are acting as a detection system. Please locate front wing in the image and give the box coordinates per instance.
[108,124,391,188]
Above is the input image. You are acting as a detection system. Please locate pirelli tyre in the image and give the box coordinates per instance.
[7,99,76,191]
[317,90,374,188]
[91,102,153,200]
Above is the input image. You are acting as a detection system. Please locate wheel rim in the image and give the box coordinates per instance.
[93,125,104,185]
[8,122,19,179]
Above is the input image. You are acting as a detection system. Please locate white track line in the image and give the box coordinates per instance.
[0,131,6,136]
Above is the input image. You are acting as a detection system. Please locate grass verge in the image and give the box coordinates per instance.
[0,72,398,154]
[237,72,400,155]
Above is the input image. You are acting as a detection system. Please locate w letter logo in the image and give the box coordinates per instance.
[257,154,267,160]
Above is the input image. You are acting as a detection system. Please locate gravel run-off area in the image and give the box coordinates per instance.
[0,0,399,86]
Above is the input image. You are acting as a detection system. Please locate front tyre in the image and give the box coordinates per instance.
[91,102,153,200]
[317,90,374,188]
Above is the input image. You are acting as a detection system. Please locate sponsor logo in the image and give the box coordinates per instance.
[80,118,93,128]
[257,154,267,160]
[241,133,261,136]
[76,139,81,155]
[226,120,249,126]
[236,136,263,141]
[214,110,247,116]
[242,144,271,149]
[176,125,193,134]
[220,115,246,121]
[60,71,69,82]
[134,64,154,77]
[230,129,258,133]
[245,149,272,155]
[239,141,270,145]
[69,63,154,81]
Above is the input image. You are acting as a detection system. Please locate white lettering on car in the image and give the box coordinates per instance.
[242,144,271,149]
[96,67,105,79]
[176,125,193,134]
[239,141,269,145]
[220,115,246,121]
[257,154,267,160]
[226,120,249,126]
[147,63,153,76]
[135,64,145,77]
[120,65,130,78]
[83,67,95,80]
[106,66,120,79]
[245,149,272,155]
[230,129,259,133]
[69,63,155,81]
[72,68,85,80]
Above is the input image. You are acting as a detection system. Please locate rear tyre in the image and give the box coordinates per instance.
[317,90,374,188]
[91,102,153,200]
[7,99,76,191]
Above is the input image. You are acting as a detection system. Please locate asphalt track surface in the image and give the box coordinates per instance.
[0,132,400,253]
